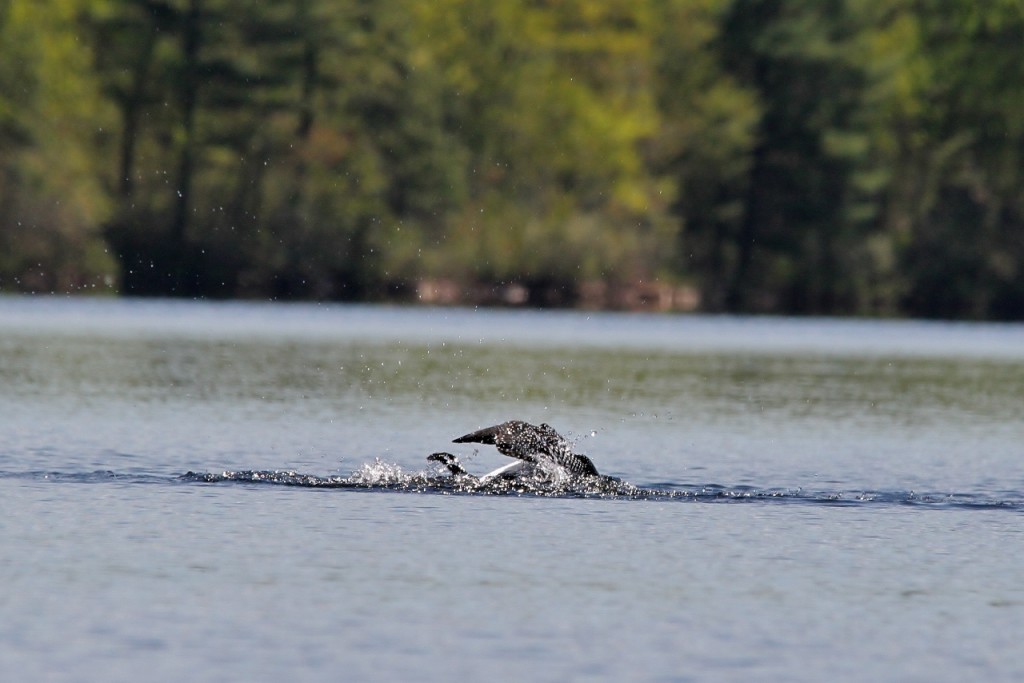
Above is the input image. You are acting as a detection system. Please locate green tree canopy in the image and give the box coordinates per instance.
[0,0,1021,319]
[1,0,118,292]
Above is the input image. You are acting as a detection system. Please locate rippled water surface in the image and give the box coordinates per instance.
[2,297,1023,681]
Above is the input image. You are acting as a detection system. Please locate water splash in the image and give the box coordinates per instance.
[349,458,409,486]
[2,467,1020,509]
[174,468,1023,509]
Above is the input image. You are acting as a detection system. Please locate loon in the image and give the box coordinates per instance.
[445,420,600,477]
[427,451,531,482]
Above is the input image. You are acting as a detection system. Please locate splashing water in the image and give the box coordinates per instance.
[349,458,409,486]
[151,463,1024,509]
[1,464,1020,508]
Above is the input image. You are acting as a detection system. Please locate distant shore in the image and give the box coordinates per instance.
[413,278,701,313]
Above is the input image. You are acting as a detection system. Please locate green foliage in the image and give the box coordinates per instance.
[893,0,1024,318]
[1,0,1022,317]
[0,0,119,293]
[649,0,761,306]
[409,0,672,294]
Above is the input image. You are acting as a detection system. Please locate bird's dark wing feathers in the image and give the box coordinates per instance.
[452,420,599,476]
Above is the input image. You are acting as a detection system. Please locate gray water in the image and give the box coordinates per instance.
[2,296,1023,682]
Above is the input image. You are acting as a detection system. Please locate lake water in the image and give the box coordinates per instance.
[1,296,1023,682]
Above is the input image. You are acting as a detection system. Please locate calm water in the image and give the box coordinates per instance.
[2,296,1023,682]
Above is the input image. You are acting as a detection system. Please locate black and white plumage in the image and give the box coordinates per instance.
[427,451,529,483]
[452,420,599,477]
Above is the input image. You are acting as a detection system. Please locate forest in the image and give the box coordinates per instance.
[1,0,1023,319]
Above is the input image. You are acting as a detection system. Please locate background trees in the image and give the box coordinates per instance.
[893,1,1024,319]
[1,0,118,292]
[1,0,1022,319]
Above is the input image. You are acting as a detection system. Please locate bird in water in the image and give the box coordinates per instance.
[429,420,600,480]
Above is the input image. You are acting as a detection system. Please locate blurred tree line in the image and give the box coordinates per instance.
[1,0,1022,318]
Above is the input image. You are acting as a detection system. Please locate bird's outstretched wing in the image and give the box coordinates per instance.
[453,420,599,476]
